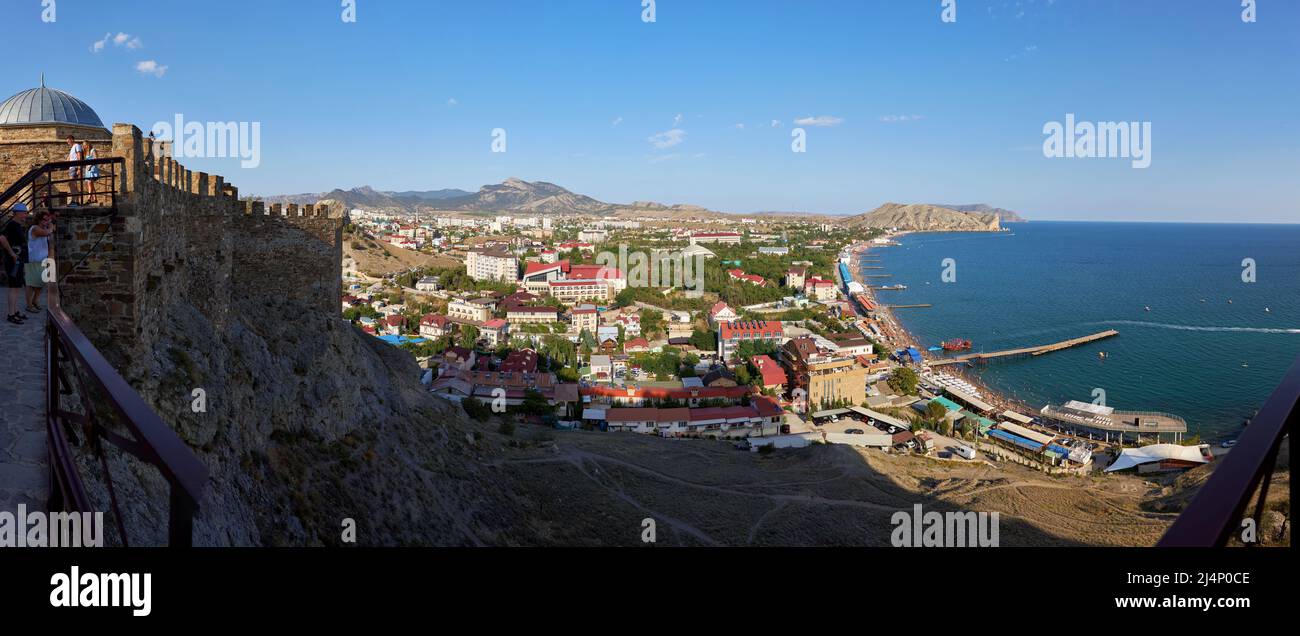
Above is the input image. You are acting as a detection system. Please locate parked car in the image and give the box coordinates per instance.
[1221,440,1237,448]
[845,428,864,435]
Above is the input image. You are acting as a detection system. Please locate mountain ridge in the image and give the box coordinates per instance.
[264,179,1021,225]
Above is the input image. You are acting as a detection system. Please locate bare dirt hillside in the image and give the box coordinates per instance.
[483,425,1181,546]
[343,234,458,278]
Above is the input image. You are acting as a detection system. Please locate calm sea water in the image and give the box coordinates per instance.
[870,222,1300,441]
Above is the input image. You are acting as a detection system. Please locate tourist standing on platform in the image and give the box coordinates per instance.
[66,135,84,206]
[83,141,101,206]
[1,204,29,324]
[25,209,54,313]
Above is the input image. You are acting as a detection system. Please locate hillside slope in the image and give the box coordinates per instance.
[841,202,1001,231]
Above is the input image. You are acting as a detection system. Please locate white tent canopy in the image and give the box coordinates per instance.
[1105,444,1208,472]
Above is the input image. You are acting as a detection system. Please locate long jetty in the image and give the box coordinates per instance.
[928,330,1119,366]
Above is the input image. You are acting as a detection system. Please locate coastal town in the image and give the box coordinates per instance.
[338,208,1208,477]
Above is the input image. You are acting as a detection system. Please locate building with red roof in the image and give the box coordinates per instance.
[598,397,782,436]
[727,269,766,286]
[717,320,785,361]
[751,354,788,392]
[419,314,454,339]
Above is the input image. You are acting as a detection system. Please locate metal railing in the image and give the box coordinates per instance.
[3,159,208,546]
[1158,356,1297,547]
[0,157,122,215]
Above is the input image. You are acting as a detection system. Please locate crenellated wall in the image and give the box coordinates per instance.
[53,124,343,368]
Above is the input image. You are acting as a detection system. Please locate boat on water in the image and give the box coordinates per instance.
[941,338,972,351]
[880,284,907,291]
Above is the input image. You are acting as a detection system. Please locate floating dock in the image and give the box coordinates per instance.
[928,330,1119,367]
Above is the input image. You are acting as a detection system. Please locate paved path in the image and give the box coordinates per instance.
[0,308,48,513]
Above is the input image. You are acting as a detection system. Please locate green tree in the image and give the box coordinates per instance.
[888,367,919,396]
[458,324,480,349]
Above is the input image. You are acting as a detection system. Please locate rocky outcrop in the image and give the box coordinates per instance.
[840,202,1001,232]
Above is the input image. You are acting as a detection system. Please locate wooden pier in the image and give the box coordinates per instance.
[885,304,931,309]
[928,330,1119,366]
[860,266,885,270]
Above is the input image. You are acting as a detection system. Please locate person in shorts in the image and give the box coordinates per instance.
[25,209,54,313]
[66,135,84,205]
[1,204,29,324]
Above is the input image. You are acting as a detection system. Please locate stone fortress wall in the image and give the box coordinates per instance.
[37,123,344,368]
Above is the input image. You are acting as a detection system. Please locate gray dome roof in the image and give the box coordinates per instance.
[0,86,106,129]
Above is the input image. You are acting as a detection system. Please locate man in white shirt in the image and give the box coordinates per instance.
[66,135,83,205]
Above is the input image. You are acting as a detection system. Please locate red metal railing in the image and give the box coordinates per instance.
[4,159,207,546]
[1158,356,1297,547]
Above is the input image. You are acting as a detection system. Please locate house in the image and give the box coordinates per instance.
[480,319,509,348]
[751,354,787,393]
[804,276,837,301]
[701,366,738,387]
[624,337,651,354]
[589,355,614,381]
[757,246,790,255]
[708,301,737,327]
[448,298,493,323]
[727,268,766,286]
[506,306,560,326]
[441,346,477,372]
[415,276,440,291]
[500,349,539,374]
[570,305,599,335]
[419,314,454,339]
[717,320,785,361]
[615,313,641,337]
[382,314,404,336]
[786,266,807,289]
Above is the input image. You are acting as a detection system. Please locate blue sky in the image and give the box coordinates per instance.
[5,0,1298,221]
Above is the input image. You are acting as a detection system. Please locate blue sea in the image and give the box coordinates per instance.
[869,222,1300,441]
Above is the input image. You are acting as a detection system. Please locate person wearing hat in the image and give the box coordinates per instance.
[1,203,30,324]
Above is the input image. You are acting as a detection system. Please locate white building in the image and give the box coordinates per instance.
[465,249,518,282]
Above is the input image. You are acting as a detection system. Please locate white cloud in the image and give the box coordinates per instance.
[793,115,843,127]
[446,98,459,106]
[611,116,623,127]
[92,32,141,53]
[732,123,745,130]
[879,114,925,123]
[770,120,782,128]
[672,113,684,127]
[648,128,686,149]
[1004,45,1038,62]
[135,60,168,78]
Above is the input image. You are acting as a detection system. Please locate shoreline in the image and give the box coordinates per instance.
[847,233,1043,421]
